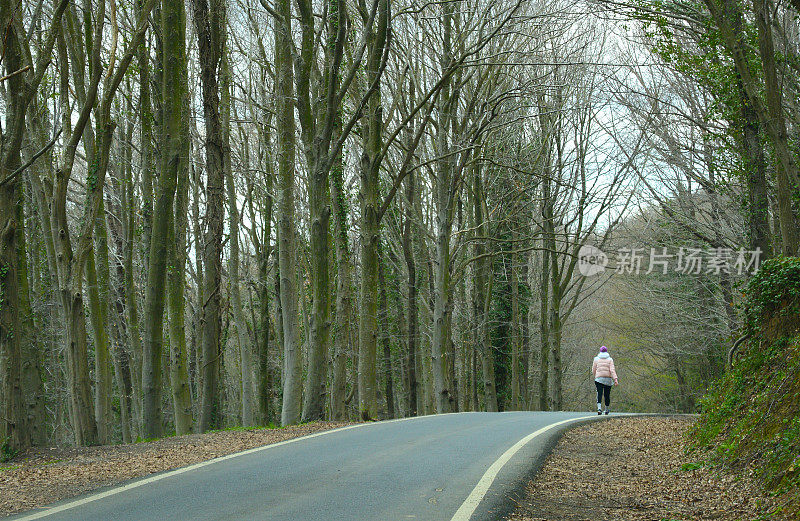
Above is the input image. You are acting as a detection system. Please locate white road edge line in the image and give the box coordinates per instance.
[449,415,594,521]
[12,413,470,521]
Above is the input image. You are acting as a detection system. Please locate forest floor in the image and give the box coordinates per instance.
[506,416,788,521]
[0,421,354,517]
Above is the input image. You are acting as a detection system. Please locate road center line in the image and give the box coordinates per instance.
[449,415,594,521]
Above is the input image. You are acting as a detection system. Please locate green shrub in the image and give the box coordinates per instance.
[743,256,800,339]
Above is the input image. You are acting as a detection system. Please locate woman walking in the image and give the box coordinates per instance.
[592,346,618,415]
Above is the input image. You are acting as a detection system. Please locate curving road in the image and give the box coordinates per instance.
[11,412,599,521]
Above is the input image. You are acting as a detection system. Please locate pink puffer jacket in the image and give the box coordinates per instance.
[592,352,618,383]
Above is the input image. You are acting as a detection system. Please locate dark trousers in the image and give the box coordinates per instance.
[595,381,611,406]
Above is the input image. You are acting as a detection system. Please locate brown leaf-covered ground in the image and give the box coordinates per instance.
[507,416,787,521]
[0,421,354,517]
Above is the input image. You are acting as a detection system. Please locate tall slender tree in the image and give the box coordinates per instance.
[192,0,228,432]
[273,0,303,426]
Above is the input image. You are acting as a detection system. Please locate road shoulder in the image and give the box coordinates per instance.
[505,416,787,521]
[462,414,604,521]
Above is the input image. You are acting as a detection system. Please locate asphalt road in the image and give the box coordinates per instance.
[12,411,598,521]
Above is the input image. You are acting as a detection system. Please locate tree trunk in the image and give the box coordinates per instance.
[740,96,771,257]
[140,140,174,438]
[432,199,453,414]
[108,186,135,443]
[752,0,797,254]
[85,229,112,444]
[274,0,302,426]
[251,107,274,425]
[123,131,143,439]
[402,173,418,417]
[191,0,227,432]
[357,0,389,422]
[510,246,521,410]
[538,106,554,411]
[330,129,352,421]
[358,155,380,422]
[165,0,193,434]
[379,256,395,418]
[190,136,204,407]
[473,162,497,412]
[16,181,46,446]
[526,248,540,410]
[138,27,154,266]
[0,169,27,452]
[59,286,99,446]
[431,0,455,415]
[256,206,273,426]
[141,0,188,438]
[302,156,331,421]
[549,271,563,411]
[295,3,333,423]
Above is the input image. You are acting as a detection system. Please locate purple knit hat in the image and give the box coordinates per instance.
[599,346,608,353]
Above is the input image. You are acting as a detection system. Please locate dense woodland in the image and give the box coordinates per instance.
[0,0,798,451]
